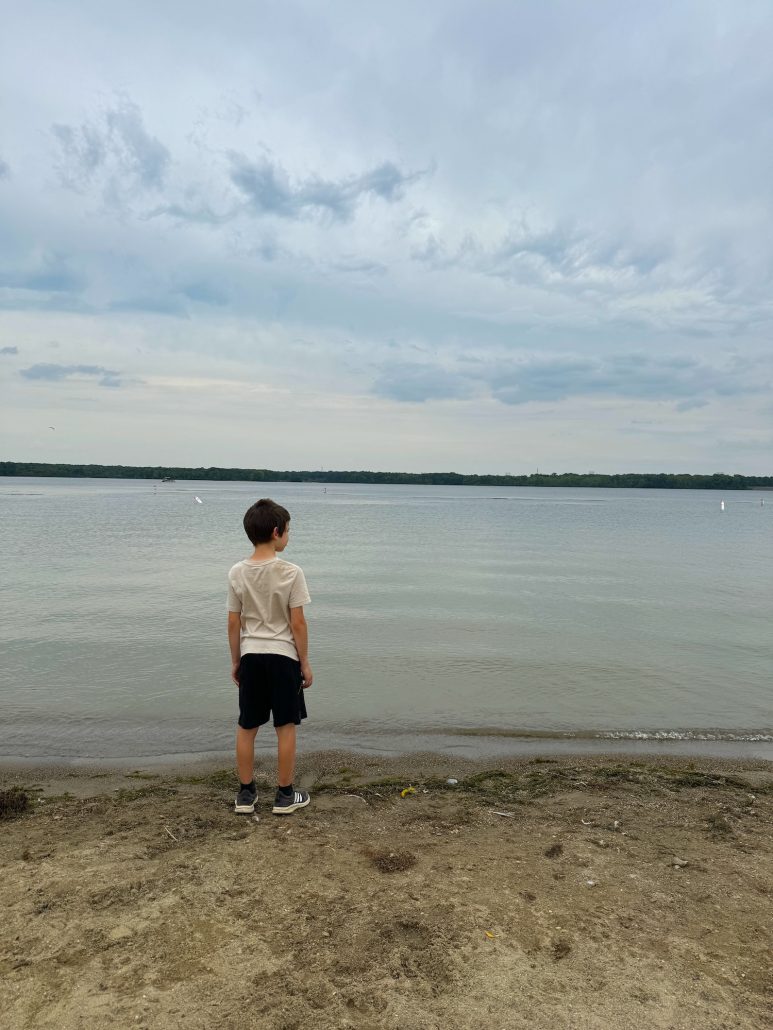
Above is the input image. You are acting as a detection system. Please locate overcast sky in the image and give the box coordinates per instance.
[1,1,771,474]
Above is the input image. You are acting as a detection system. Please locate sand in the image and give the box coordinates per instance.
[1,751,771,1030]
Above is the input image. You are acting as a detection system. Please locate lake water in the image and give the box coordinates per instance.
[1,478,772,762]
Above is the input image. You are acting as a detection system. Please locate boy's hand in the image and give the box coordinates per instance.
[231,660,240,686]
[300,660,313,689]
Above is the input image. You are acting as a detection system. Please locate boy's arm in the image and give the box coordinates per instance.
[228,611,241,685]
[289,606,313,688]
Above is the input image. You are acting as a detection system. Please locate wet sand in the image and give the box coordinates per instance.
[2,752,772,1029]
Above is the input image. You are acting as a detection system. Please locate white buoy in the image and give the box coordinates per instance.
[194,496,203,504]
[720,500,725,511]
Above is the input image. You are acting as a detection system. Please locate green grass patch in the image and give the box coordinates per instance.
[173,769,237,790]
[663,770,757,791]
[113,784,179,803]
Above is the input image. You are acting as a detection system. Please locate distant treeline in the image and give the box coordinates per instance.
[1,462,770,490]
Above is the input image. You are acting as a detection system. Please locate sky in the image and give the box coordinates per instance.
[1,0,771,474]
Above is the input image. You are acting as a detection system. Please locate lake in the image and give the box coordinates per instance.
[1,478,771,762]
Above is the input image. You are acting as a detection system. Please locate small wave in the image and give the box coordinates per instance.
[445,727,773,743]
[601,730,773,743]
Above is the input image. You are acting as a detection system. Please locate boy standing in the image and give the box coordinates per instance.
[227,498,313,816]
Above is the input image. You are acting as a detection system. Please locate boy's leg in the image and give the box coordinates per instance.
[275,723,296,787]
[273,723,310,814]
[236,725,258,785]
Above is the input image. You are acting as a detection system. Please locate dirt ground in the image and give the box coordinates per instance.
[1,752,772,1030]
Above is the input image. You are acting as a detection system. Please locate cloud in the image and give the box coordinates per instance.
[179,281,228,306]
[0,253,83,293]
[145,200,237,225]
[52,99,169,204]
[675,398,709,412]
[0,158,9,179]
[1,345,19,354]
[412,217,673,296]
[371,351,769,408]
[331,257,388,276]
[488,353,764,406]
[228,154,421,221]
[108,296,188,316]
[372,362,475,402]
[20,363,125,387]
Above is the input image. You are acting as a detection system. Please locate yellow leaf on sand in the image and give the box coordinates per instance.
[485,931,500,939]
[400,786,416,798]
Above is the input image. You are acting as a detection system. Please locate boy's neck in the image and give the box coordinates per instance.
[250,543,278,562]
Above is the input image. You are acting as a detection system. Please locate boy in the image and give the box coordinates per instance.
[227,498,313,816]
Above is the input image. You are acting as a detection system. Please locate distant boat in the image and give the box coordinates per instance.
[161,477,176,483]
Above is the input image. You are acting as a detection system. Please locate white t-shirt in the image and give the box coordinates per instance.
[227,557,311,660]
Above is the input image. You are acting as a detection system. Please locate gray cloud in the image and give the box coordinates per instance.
[52,99,169,203]
[0,253,83,293]
[145,200,238,225]
[228,154,421,221]
[1,345,19,354]
[371,351,769,407]
[179,281,228,306]
[108,296,188,316]
[0,158,9,179]
[20,363,125,388]
[331,257,388,276]
[372,362,475,402]
[675,398,709,412]
[413,219,673,296]
[489,353,764,406]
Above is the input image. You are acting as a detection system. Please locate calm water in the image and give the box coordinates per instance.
[1,478,772,761]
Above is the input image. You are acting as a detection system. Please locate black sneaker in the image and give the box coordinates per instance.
[234,785,257,814]
[272,789,311,815]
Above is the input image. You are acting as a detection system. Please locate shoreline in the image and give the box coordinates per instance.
[2,748,772,800]
[2,728,773,771]
[2,751,771,1029]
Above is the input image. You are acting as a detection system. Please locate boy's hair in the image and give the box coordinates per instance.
[243,498,291,545]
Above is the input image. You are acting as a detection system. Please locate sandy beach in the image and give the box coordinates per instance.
[1,751,771,1030]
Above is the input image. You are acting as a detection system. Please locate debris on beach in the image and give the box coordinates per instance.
[0,789,30,820]
[400,786,416,798]
[551,937,572,960]
[446,778,458,785]
[364,847,417,873]
[671,856,689,868]
[544,842,564,859]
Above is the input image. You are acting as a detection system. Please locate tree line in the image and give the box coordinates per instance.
[1,462,770,489]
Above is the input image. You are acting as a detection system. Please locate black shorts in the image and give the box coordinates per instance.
[237,653,307,729]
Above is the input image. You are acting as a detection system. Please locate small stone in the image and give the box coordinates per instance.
[108,925,133,942]
[585,880,597,887]
[672,857,688,868]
